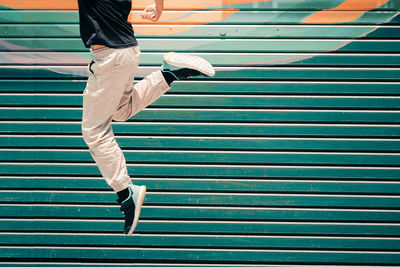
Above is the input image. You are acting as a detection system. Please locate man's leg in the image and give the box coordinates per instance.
[113,52,215,122]
[95,51,215,235]
[113,70,170,122]
[82,46,145,235]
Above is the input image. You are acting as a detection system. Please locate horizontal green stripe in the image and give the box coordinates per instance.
[2,177,399,194]
[1,247,400,264]
[2,66,400,81]
[1,191,400,208]
[0,263,306,267]
[1,136,399,152]
[0,219,398,236]
[0,10,398,24]
[2,38,399,52]
[3,52,400,67]
[2,25,399,39]
[1,80,400,95]
[1,150,399,166]
[2,233,399,250]
[1,164,399,180]
[1,94,400,109]
[1,108,399,123]
[1,122,399,137]
[0,204,399,221]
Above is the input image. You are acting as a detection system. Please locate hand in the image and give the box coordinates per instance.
[141,4,162,22]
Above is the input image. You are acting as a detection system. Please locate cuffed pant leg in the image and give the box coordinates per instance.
[82,47,140,192]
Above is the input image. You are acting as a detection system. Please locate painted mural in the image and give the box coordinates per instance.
[0,0,399,77]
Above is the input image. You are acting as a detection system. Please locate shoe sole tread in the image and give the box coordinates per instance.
[164,52,215,77]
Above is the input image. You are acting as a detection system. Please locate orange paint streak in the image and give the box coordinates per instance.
[0,0,266,36]
[303,0,391,23]
[327,0,391,10]
[130,10,236,35]
[0,0,78,9]
[130,11,236,25]
[134,25,193,36]
[0,0,268,10]
[132,0,269,10]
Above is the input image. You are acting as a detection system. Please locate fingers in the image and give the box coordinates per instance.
[144,6,155,13]
[141,11,156,21]
[141,11,162,21]
[141,4,162,22]
[144,4,155,12]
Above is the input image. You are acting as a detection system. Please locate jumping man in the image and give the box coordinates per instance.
[77,0,215,235]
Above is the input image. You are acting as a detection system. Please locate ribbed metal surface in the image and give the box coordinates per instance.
[0,0,399,265]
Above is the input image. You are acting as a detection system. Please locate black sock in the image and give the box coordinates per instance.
[117,187,130,203]
[162,68,202,86]
[161,70,175,86]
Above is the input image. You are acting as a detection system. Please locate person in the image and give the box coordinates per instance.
[77,0,215,236]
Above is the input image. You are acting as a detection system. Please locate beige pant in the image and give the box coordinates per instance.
[82,46,170,192]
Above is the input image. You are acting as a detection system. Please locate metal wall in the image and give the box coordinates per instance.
[0,0,400,265]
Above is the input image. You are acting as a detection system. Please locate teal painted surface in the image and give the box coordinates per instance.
[2,233,400,249]
[1,219,400,236]
[1,164,400,180]
[1,122,399,137]
[3,38,400,52]
[2,66,400,81]
[0,246,399,264]
[1,108,399,123]
[2,191,400,208]
[1,80,400,95]
[1,11,399,23]
[1,136,400,151]
[1,149,400,166]
[1,204,400,221]
[2,177,400,193]
[3,24,400,39]
[2,94,400,109]
[1,0,400,265]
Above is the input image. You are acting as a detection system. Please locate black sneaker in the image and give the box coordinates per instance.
[117,184,146,235]
[162,52,215,79]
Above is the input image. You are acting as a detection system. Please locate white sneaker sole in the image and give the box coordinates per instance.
[127,185,146,236]
[163,52,215,77]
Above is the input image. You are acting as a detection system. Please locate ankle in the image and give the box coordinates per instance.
[116,187,130,203]
[161,70,177,86]
[162,68,203,85]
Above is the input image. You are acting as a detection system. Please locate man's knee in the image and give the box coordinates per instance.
[81,123,97,148]
[112,112,130,122]
[82,122,116,152]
